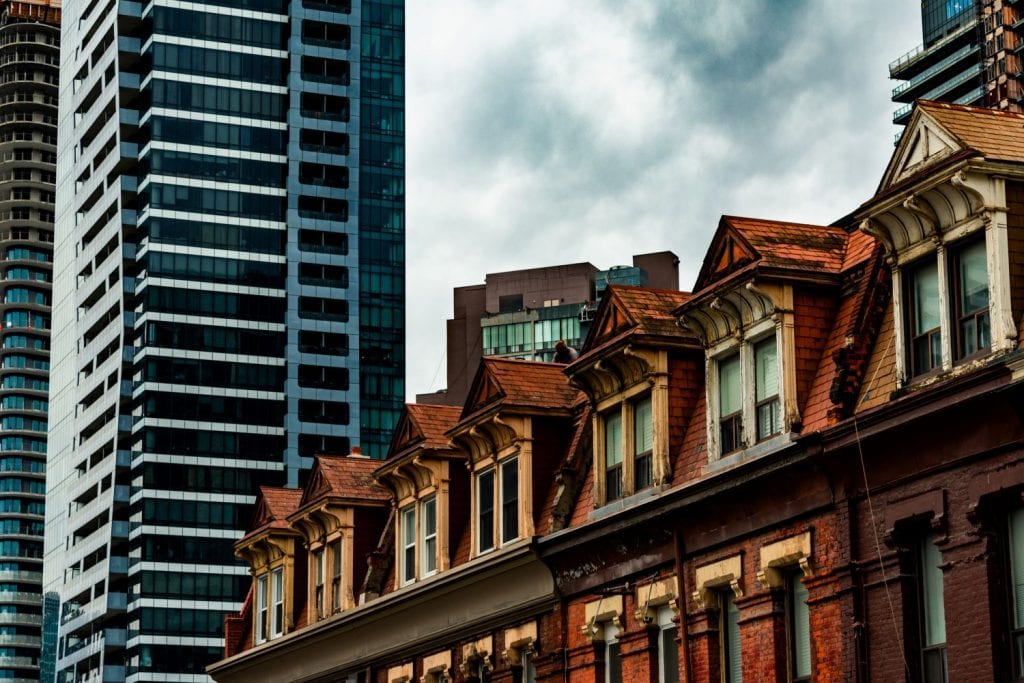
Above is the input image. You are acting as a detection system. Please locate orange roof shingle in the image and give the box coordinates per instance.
[303,455,390,507]
[608,286,691,338]
[404,404,461,450]
[917,99,1024,164]
[725,216,849,274]
[466,357,581,416]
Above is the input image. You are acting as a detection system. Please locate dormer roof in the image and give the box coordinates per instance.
[693,216,848,292]
[238,486,303,543]
[385,403,462,460]
[580,285,691,353]
[299,455,390,511]
[876,100,1024,196]
[457,357,580,424]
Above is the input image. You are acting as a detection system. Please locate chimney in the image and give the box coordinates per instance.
[349,446,368,459]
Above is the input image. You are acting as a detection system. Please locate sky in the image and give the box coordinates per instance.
[404,0,922,399]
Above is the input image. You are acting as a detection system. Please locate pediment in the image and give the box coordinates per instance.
[249,496,275,529]
[880,111,965,190]
[586,291,638,348]
[388,409,424,455]
[463,366,505,415]
[694,222,759,290]
[301,465,332,506]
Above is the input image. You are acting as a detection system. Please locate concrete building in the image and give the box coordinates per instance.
[42,0,404,680]
[889,0,1024,125]
[420,252,679,407]
[211,101,1024,683]
[0,2,59,680]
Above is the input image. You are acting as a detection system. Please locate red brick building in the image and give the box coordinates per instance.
[209,100,1024,683]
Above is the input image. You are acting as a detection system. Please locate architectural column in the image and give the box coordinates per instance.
[938,531,1000,682]
[734,591,786,683]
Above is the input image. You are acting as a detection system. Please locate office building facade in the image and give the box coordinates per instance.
[43,0,403,680]
[889,0,1024,125]
[0,1,59,680]
[420,252,678,407]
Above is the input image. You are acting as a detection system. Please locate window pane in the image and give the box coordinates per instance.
[958,240,988,314]
[401,506,415,583]
[605,623,622,683]
[634,397,653,455]
[724,592,743,682]
[422,497,437,574]
[921,536,946,647]
[754,336,778,401]
[1010,508,1024,629]
[913,261,940,335]
[501,458,519,543]
[719,355,741,416]
[605,412,623,467]
[791,574,811,678]
[478,469,494,553]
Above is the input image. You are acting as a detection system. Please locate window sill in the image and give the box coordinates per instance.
[899,349,998,395]
[704,432,792,475]
[589,485,663,521]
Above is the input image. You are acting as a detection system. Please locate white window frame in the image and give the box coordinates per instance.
[271,567,284,638]
[330,538,343,612]
[476,467,495,555]
[255,574,268,644]
[312,547,325,618]
[421,495,437,578]
[474,457,521,556]
[604,620,622,683]
[400,504,416,585]
[656,605,679,683]
[706,319,782,461]
[892,226,1008,386]
[499,456,520,545]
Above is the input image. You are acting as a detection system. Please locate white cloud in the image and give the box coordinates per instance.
[405,0,922,398]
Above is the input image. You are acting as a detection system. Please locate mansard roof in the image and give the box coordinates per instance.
[299,455,390,510]
[693,215,849,292]
[457,357,580,423]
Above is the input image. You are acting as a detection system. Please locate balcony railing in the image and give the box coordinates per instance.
[889,20,979,77]
[892,43,979,98]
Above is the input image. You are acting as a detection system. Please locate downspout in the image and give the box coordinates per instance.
[674,531,693,683]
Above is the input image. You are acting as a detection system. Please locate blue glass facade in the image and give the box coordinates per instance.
[44,0,403,680]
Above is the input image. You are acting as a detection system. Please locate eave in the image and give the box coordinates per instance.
[208,543,555,683]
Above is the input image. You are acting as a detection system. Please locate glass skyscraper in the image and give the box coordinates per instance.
[43,0,404,680]
[0,2,60,680]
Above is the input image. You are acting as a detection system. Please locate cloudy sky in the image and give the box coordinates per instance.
[404,0,922,398]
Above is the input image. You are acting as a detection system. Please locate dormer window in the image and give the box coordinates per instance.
[400,504,416,585]
[903,237,991,379]
[256,574,269,643]
[271,567,284,638]
[754,336,780,440]
[421,496,437,577]
[475,457,520,554]
[330,539,342,611]
[952,239,989,360]
[707,324,784,460]
[907,258,941,376]
[718,354,742,455]
[477,469,495,554]
[633,397,653,490]
[313,548,325,617]
[604,412,623,501]
[595,391,659,506]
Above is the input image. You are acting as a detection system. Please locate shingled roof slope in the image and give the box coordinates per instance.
[239,487,303,542]
[727,216,849,274]
[609,286,691,337]
[917,99,1024,163]
[405,404,462,450]
[301,455,390,508]
[463,357,580,417]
